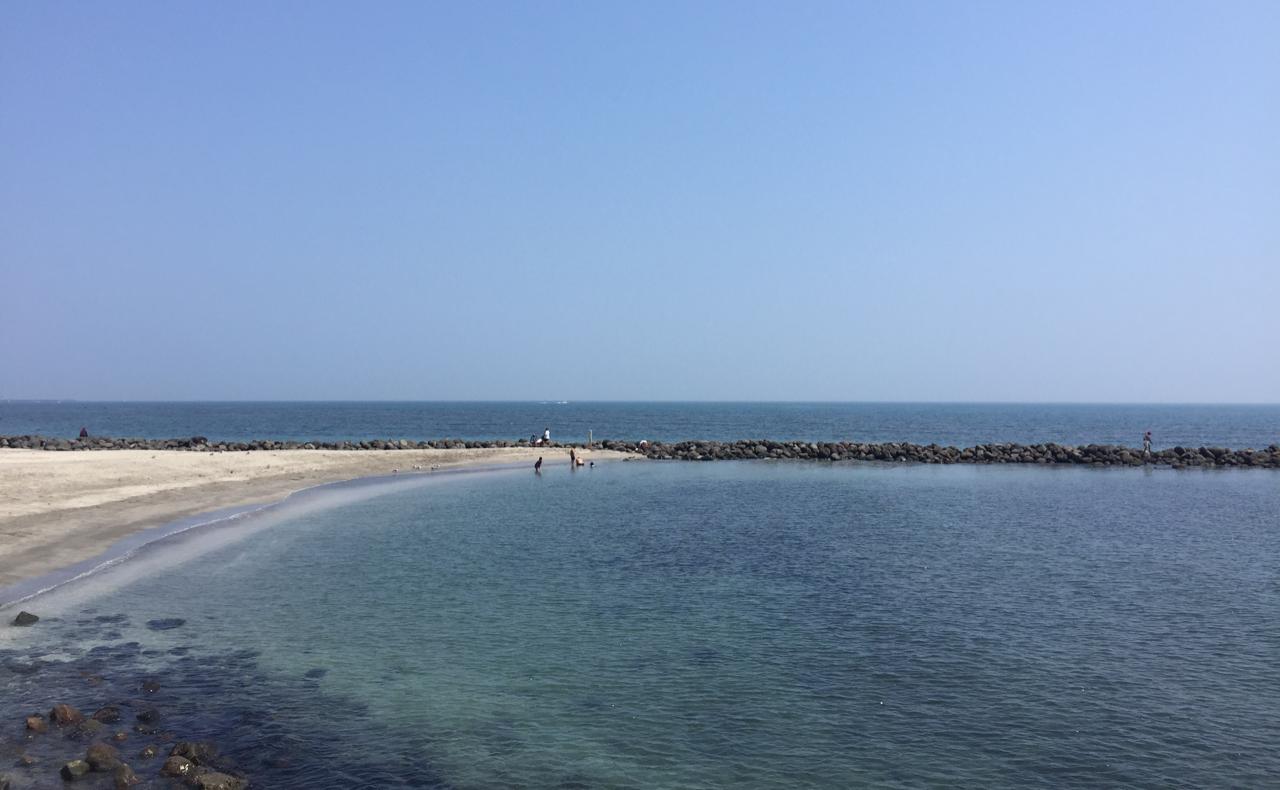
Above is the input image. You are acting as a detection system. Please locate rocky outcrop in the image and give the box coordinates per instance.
[15,694,250,788]
[12,611,39,626]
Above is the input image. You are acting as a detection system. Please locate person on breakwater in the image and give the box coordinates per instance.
[79,426,88,438]
[534,456,543,473]
[1143,431,1152,458]
[543,427,551,444]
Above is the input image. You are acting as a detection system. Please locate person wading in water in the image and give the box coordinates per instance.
[534,456,543,473]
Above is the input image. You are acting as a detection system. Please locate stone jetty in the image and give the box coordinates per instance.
[3,434,1278,468]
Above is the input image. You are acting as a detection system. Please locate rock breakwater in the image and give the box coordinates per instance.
[603,439,1280,468]
[3,434,1277,468]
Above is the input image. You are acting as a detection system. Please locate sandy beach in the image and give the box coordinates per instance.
[0,446,633,590]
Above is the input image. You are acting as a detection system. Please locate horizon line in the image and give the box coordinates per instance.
[3,399,1278,407]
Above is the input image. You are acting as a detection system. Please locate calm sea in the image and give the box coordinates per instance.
[2,401,1278,447]
[2,461,1278,788]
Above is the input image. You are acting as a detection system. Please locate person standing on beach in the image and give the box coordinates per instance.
[1143,431,1152,459]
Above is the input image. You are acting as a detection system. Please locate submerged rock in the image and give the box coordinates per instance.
[140,678,162,693]
[195,771,247,790]
[73,718,104,738]
[112,762,141,788]
[135,706,160,724]
[0,774,11,790]
[92,705,122,723]
[139,744,160,759]
[170,741,217,765]
[86,741,121,771]
[160,755,194,777]
[24,713,47,732]
[146,617,186,631]
[60,759,91,780]
[49,703,84,726]
[11,611,38,626]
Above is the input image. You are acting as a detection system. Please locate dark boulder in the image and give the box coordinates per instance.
[11,611,38,626]
[135,706,160,724]
[92,705,122,723]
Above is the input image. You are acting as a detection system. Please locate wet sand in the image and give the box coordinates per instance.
[0,447,633,589]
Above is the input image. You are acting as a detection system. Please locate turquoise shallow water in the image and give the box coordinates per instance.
[3,462,1280,787]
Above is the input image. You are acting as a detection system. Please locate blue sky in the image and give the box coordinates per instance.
[2,1,1276,401]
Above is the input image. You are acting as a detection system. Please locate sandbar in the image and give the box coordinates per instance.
[0,446,633,590]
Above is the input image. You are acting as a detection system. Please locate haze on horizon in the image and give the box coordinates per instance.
[2,2,1277,403]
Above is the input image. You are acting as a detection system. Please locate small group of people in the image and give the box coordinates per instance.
[533,442,589,474]
[532,427,551,446]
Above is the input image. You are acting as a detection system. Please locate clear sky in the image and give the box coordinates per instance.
[2,1,1276,402]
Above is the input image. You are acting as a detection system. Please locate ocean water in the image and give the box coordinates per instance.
[2,400,1278,448]
[3,461,1279,788]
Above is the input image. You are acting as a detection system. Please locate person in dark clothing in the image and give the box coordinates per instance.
[534,456,543,473]
[79,427,88,438]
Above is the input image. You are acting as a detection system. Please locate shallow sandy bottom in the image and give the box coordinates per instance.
[0,447,634,589]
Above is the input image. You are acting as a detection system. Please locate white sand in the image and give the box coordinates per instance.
[0,447,633,589]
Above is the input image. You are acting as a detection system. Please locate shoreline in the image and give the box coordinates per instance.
[3,434,1277,606]
[0,446,633,596]
[4,433,1278,468]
